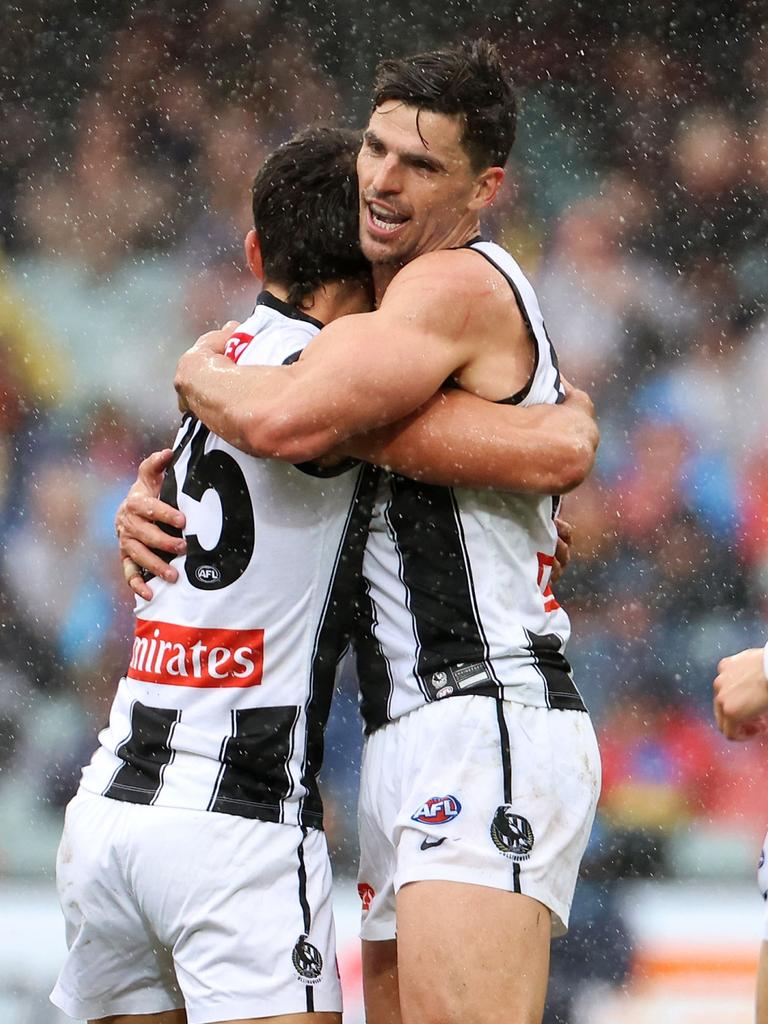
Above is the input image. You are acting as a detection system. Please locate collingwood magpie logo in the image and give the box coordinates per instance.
[490,805,534,861]
[292,935,323,983]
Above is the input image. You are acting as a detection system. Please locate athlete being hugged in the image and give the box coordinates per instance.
[52,127,376,1024]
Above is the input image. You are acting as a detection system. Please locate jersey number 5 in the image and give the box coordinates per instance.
[157,419,255,591]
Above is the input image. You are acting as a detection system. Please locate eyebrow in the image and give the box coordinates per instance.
[363,129,448,173]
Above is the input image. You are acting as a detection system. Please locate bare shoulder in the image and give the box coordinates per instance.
[381,248,525,355]
[384,248,505,305]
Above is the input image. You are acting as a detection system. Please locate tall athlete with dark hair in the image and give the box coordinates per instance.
[164,43,600,1024]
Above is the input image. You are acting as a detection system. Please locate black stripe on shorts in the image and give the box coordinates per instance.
[495,698,512,804]
[494,700,522,894]
[296,830,314,1012]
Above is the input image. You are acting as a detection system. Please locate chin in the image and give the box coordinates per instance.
[361,235,413,267]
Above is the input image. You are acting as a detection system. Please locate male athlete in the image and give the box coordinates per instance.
[51,126,373,1024]
[62,121,597,1024]
[714,643,768,1023]
[135,42,601,1024]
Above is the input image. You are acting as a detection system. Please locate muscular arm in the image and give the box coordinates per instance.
[117,430,584,599]
[174,251,510,463]
[339,386,598,493]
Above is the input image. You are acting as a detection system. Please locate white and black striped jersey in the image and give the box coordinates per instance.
[355,239,587,733]
[81,292,376,828]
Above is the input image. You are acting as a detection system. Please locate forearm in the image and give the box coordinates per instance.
[341,389,599,493]
[175,350,340,461]
[173,263,516,463]
[174,315,453,463]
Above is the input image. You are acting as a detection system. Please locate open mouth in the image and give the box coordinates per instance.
[365,200,410,238]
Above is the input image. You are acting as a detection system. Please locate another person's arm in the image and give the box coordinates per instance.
[115,384,592,599]
[174,251,526,462]
[338,384,597,494]
[713,644,768,740]
[116,449,186,599]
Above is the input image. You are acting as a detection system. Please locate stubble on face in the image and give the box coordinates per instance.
[356,102,479,275]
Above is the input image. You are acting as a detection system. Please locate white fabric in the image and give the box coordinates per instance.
[51,789,341,1022]
[356,695,601,940]
[358,239,581,728]
[80,298,363,825]
[758,831,768,939]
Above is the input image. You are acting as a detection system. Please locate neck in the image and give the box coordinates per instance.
[262,279,370,325]
[370,215,481,306]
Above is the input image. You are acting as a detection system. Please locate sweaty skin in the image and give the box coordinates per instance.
[174,249,536,465]
[173,103,542,464]
[126,105,600,596]
[713,647,768,740]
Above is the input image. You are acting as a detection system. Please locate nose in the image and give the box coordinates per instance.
[371,153,402,195]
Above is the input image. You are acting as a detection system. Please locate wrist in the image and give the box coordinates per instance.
[174,350,199,399]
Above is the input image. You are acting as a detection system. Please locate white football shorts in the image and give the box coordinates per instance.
[357,695,601,940]
[51,789,341,1022]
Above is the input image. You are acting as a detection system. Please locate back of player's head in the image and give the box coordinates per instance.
[251,126,369,307]
[372,40,517,171]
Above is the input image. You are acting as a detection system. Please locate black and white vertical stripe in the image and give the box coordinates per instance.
[494,701,521,894]
[355,238,589,732]
[298,464,381,826]
[104,701,181,805]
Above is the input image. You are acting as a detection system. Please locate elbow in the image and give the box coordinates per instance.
[240,406,339,463]
[551,429,600,494]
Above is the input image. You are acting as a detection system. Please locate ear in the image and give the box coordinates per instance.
[244,229,264,281]
[467,167,505,212]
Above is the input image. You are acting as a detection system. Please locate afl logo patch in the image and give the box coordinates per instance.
[490,806,534,861]
[411,795,462,825]
[195,564,221,585]
[292,935,323,983]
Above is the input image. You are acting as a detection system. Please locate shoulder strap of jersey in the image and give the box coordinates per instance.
[465,239,563,405]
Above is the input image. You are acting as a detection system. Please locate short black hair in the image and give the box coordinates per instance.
[251,126,369,307]
[372,40,517,171]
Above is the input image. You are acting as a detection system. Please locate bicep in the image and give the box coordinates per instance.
[295,301,467,434]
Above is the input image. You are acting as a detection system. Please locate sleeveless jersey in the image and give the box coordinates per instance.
[355,240,587,732]
[81,292,376,828]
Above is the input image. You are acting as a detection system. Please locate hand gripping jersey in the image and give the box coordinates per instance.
[355,239,588,733]
[81,292,376,828]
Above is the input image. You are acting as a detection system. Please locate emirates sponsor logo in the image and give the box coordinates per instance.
[127,618,264,688]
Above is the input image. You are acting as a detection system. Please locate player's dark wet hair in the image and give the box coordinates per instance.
[251,126,369,308]
[372,40,517,171]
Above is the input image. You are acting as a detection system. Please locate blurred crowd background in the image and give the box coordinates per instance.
[2,0,768,1019]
